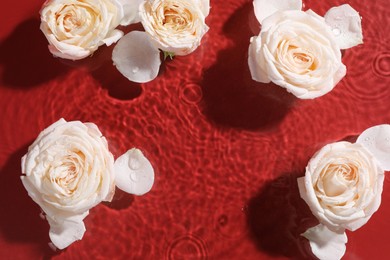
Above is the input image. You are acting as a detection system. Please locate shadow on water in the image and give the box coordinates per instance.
[82,23,145,101]
[0,18,142,101]
[0,18,68,88]
[0,145,60,258]
[200,3,296,131]
[246,173,317,259]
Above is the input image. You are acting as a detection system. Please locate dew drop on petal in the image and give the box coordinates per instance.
[114,148,155,196]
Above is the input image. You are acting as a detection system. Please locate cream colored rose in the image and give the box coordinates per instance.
[40,0,124,60]
[248,9,346,99]
[21,118,115,249]
[139,0,209,55]
[298,142,384,232]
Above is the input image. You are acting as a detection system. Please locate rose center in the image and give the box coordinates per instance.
[319,163,358,197]
[162,5,192,31]
[52,151,85,194]
[288,46,316,70]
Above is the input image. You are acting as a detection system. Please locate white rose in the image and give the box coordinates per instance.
[248,9,346,99]
[112,0,210,83]
[298,125,390,260]
[298,142,384,232]
[139,0,209,55]
[21,118,115,249]
[40,0,125,60]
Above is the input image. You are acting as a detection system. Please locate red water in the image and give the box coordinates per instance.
[1,0,390,259]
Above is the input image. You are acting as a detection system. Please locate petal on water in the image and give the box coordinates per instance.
[114,148,155,196]
[112,31,161,83]
[302,224,347,260]
[253,0,302,24]
[324,4,363,49]
[47,213,88,250]
[357,124,390,171]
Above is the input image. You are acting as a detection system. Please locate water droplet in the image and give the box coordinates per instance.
[130,172,137,182]
[365,137,370,141]
[128,157,141,170]
[332,28,341,36]
[132,67,139,73]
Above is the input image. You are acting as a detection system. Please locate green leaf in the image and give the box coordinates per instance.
[163,51,175,60]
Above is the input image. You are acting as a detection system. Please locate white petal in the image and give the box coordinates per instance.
[302,224,347,260]
[248,36,271,83]
[112,31,161,83]
[117,0,144,25]
[196,0,210,16]
[297,177,308,201]
[324,4,363,49]
[356,124,390,170]
[46,213,88,250]
[114,148,154,196]
[253,0,302,24]
[102,29,124,46]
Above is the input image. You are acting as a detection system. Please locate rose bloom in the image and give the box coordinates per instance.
[248,10,346,99]
[21,119,115,249]
[298,142,384,232]
[40,0,124,60]
[139,0,209,55]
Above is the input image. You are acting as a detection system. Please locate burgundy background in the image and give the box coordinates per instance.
[1,0,389,259]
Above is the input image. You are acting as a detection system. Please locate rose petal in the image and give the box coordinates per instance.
[196,0,210,16]
[248,36,271,83]
[324,4,363,49]
[102,29,124,46]
[112,31,161,83]
[114,148,154,196]
[117,0,144,25]
[302,224,347,260]
[356,124,390,171]
[253,0,302,24]
[46,213,88,250]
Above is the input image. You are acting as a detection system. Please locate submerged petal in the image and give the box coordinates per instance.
[253,0,302,24]
[114,148,154,196]
[357,124,390,170]
[324,4,363,49]
[302,224,347,260]
[112,31,161,83]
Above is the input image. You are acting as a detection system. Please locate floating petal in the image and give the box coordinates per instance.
[114,148,154,196]
[253,0,302,24]
[112,31,161,83]
[357,124,390,170]
[324,4,363,49]
[302,224,347,260]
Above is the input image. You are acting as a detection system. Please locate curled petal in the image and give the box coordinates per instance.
[324,4,363,49]
[114,148,154,196]
[102,29,124,46]
[302,224,347,260]
[46,213,88,250]
[357,124,390,171]
[112,31,161,83]
[117,0,144,25]
[253,0,302,24]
